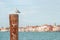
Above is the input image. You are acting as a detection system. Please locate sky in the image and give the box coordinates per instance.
[0,0,60,27]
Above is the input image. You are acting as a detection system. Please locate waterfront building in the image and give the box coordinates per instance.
[53,26,60,31]
[19,27,25,32]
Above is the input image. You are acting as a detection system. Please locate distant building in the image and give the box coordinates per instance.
[41,24,53,31]
[0,28,1,31]
[53,26,60,31]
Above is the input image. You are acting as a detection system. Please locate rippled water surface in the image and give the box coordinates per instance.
[0,32,60,40]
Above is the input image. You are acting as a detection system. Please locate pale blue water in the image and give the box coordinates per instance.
[0,32,60,40]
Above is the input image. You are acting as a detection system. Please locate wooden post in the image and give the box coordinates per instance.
[9,14,18,40]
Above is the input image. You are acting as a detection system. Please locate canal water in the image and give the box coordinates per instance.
[0,32,60,40]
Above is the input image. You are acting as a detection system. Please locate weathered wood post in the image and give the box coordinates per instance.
[9,9,20,40]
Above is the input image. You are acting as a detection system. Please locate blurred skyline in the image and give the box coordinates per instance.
[0,0,60,27]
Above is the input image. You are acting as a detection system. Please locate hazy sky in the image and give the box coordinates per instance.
[0,0,60,27]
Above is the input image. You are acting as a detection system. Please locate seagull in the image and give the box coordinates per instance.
[15,8,21,13]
